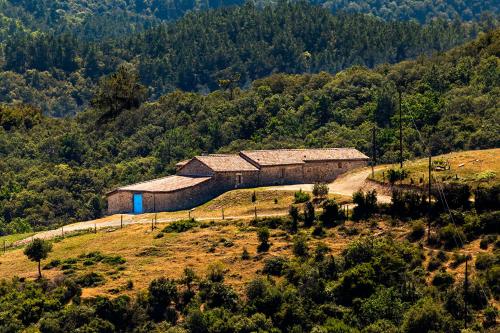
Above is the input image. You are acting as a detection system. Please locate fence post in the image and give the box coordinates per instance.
[222,208,225,220]
[254,206,257,219]
[94,224,97,234]
[3,240,5,254]
[121,215,123,229]
[151,219,154,231]
[61,226,64,238]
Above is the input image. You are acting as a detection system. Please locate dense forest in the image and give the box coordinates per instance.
[1,0,498,40]
[0,28,498,233]
[0,2,494,116]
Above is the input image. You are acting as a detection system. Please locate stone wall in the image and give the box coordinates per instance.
[177,159,213,177]
[258,165,304,185]
[303,160,367,183]
[107,191,133,214]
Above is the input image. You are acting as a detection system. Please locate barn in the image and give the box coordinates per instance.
[106,148,369,214]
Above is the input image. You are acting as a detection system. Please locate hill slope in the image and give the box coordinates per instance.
[0,29,499,233]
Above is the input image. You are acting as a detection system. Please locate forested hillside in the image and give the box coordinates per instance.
[0,28,498,233]
[0,3,488,116]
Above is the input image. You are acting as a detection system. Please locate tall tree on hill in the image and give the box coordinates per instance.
[24,238,52,279]
[91,64,148,122]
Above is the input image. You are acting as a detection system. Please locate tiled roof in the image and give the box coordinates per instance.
[240,148,369,166]
[175,159,190,167]
[195,154,259,172]
[115,175,211,193]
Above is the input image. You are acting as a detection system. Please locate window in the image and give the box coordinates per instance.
[338,162,342,169]
[237,174,242,185]
[280,168,285,178]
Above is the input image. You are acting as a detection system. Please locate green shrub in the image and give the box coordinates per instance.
[294,190,310,203]
[432,270,454,288]
[474,184,499,213]
[262,256,288,276]
[102,255,126,265]
[408,220,425,241]
[450,252,468,268]
[76,272,105,287]
[435,182,471,210]
[475,253,495,270]
[483,306,498,328]
[257,227,270,252]
[312,183,329,198]
[303,201,315,227]
[162,219,199,233]
[387,168,408,184]
[43,259,61,270]
[251,217,287,229]
[320,199,344,227]
[352,190,377,221]
[241,247,250,260]
[427,257,441,271]
[155,232,164,239]
[292,234,309,258]
[438,224,465,249]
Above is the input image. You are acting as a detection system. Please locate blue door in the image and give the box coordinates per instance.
[133,193,143,214]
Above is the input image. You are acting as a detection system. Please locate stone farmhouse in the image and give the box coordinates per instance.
[106,148,369,214]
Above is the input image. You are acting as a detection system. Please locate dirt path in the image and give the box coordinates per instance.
[13,166,392,246]
[267,166,392,203]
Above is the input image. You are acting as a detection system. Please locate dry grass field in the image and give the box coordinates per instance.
[0,216,492,299]
[371,148,499,188]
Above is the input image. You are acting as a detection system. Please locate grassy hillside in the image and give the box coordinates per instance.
[371,148,500,188]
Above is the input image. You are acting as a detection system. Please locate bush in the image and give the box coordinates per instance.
[262,256,288,276]
[387,168,408,184]
[319,199,344,227]
[450,252,468,268]
[257,227,270,252]
[390,189,427,220]
[294,190,310,203]
[402,297,455,333]
[312,183,329,198]
[479,238,488,249]
[352,190,377,221]
[432,271,454,288]
[438,224,465,249]
[292,234,309,258]
[303,201,315,227]
[474,184,499,213]
[434,182,471,210]
[483,306,498,328]
[76,272,105,287]
[479,211,500,234]
[408,220,425,241]
[427,257,441,272]
[241,247,250,260]
[289,206,300,233]
[475,253,495,270]
[251,217,287,229]
[154,232,164,239]
[162,219,199,233]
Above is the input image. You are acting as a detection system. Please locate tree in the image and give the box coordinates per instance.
[257,227,270,252]
[303,201,315,227]
[352,190,378,221]
[24,238,52,279]
[289,206,299,233]
[319,199,344,227]
[91,64,148,122]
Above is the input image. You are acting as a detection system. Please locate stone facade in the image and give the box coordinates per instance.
[106,148,369,214]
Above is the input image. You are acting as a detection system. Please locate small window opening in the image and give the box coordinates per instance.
[338,162,342,169]
[237,174,242,184]
[280,168,285,178]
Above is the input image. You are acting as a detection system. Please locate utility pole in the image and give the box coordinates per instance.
[464,255,469,328]
[399,90,403,169]
[427,154,432,242]
[372,126,376,178]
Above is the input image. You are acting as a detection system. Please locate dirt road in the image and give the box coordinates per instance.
[268,166,392,203]
[13,166,391,246]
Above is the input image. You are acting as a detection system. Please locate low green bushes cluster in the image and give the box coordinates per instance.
[162,218,199,233]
